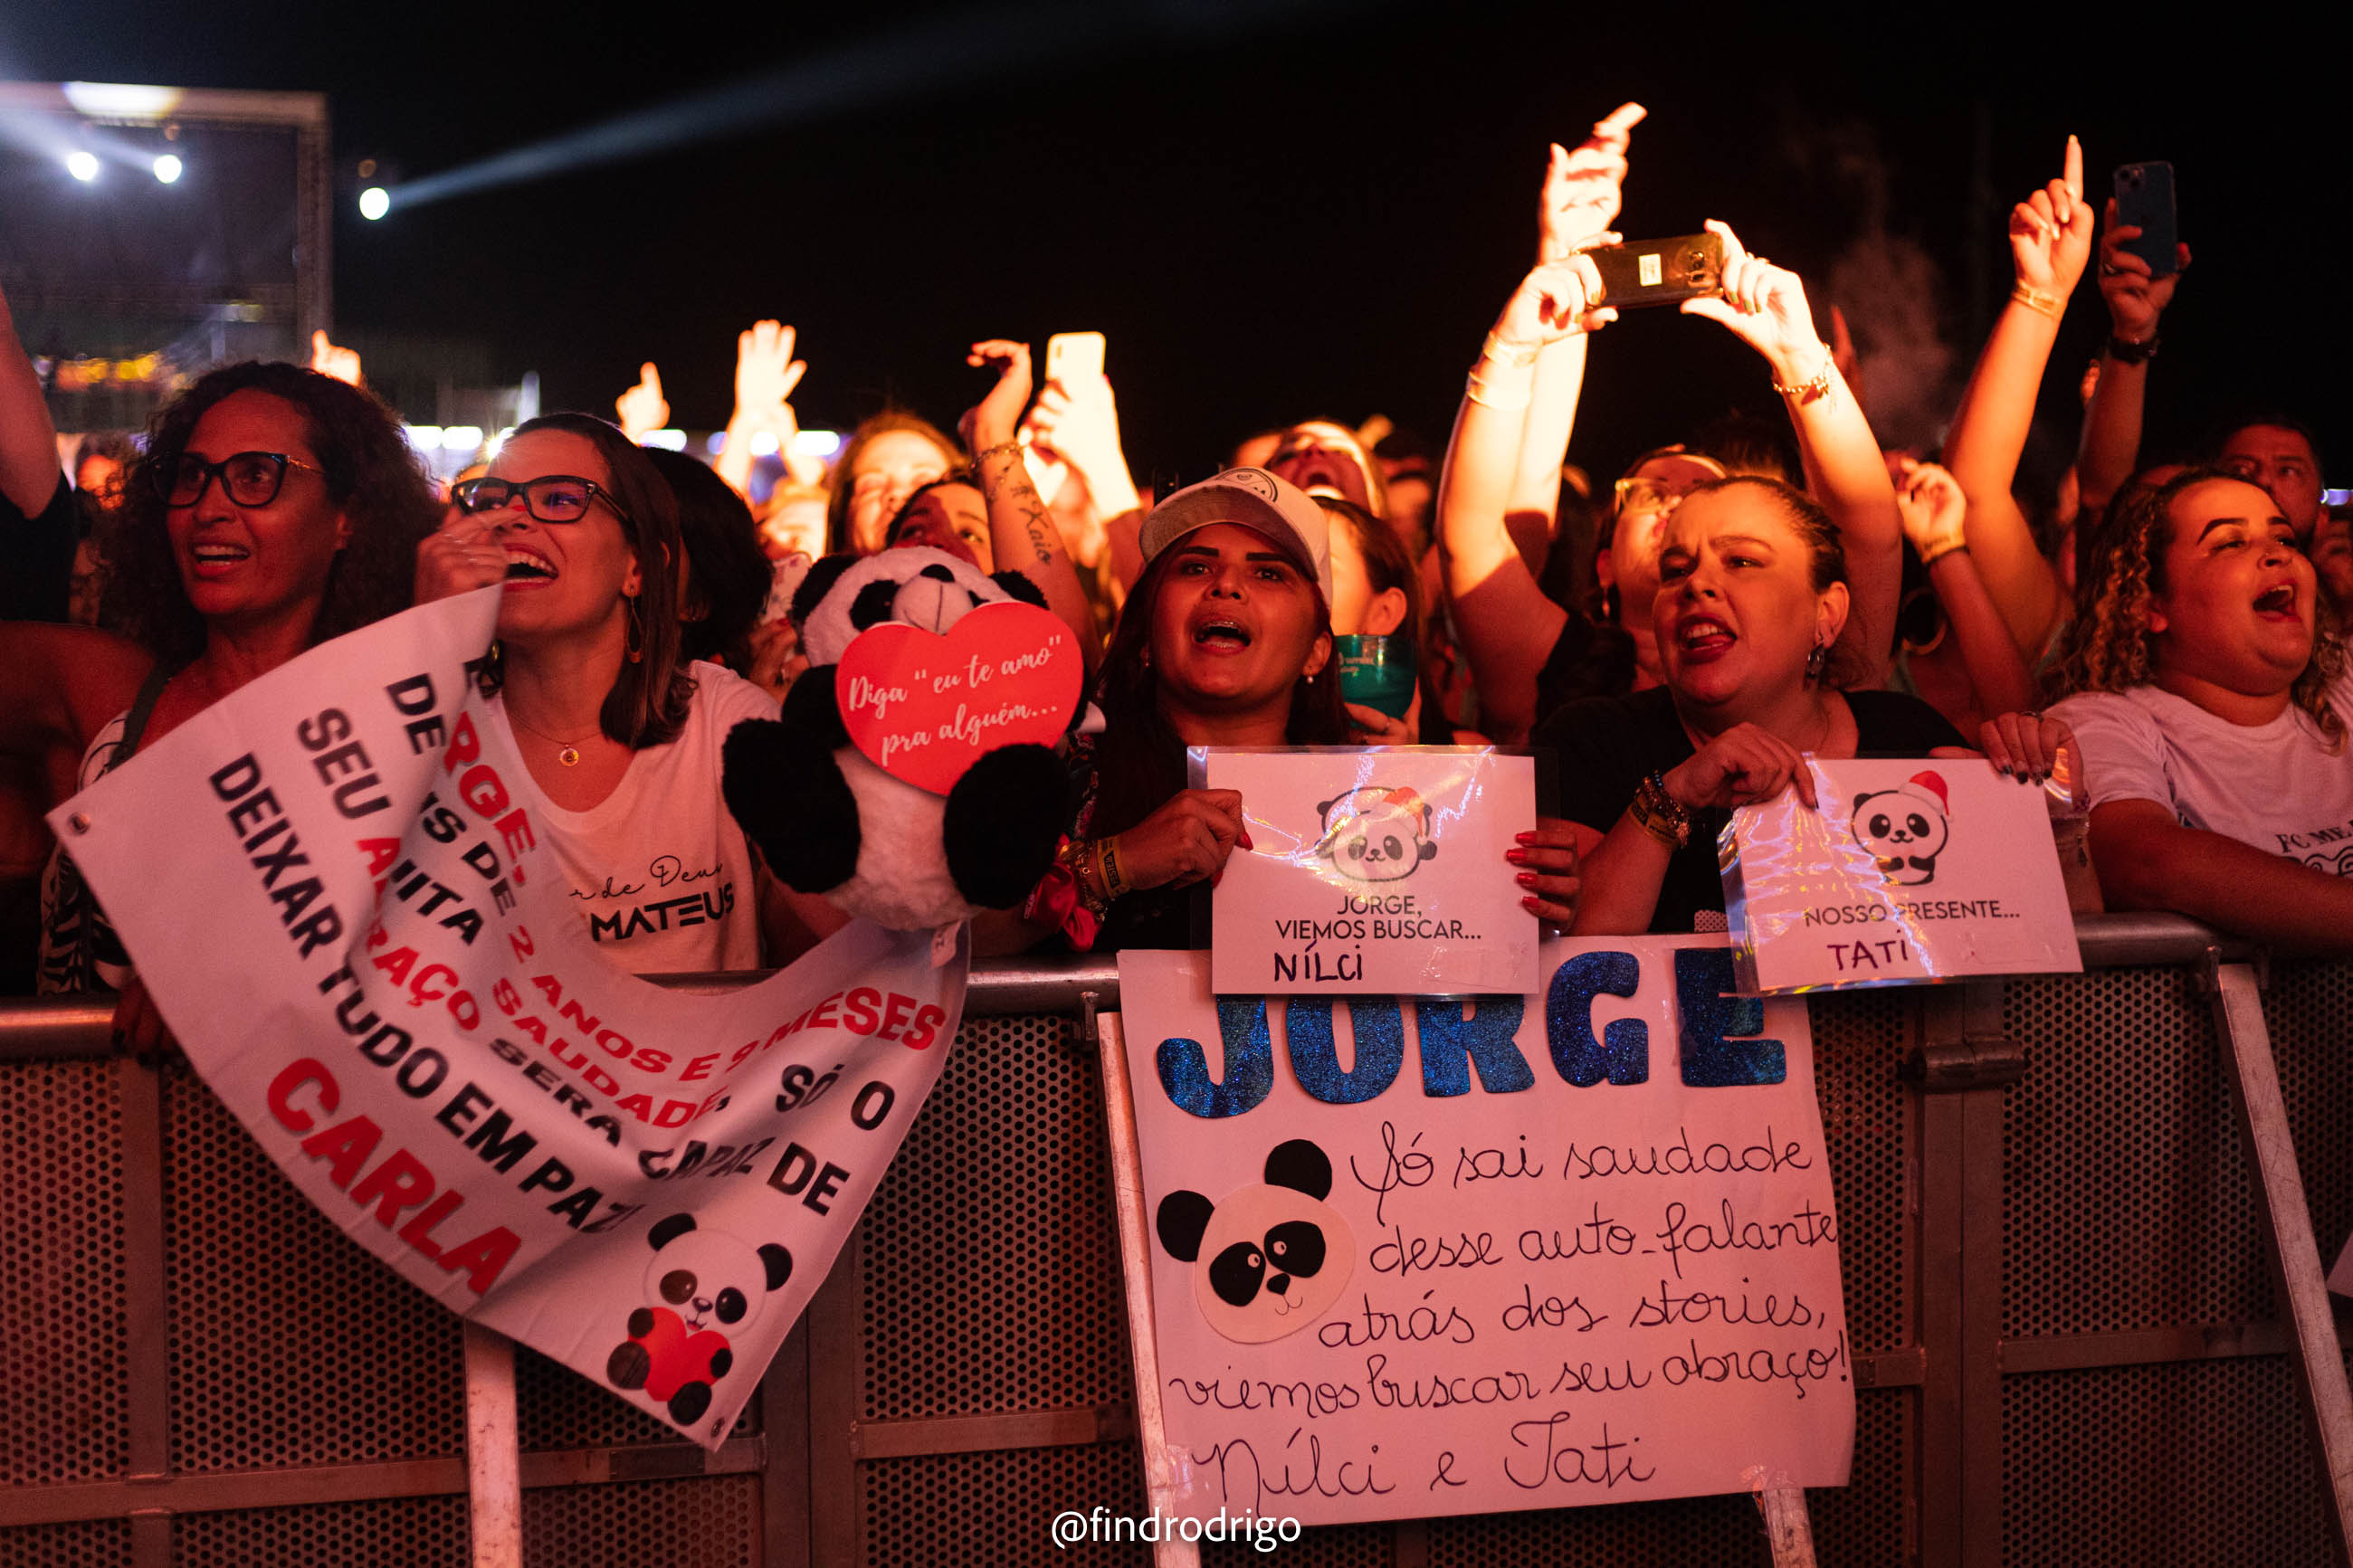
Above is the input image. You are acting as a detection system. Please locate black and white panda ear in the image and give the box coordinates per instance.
[648,1213,697,1251]
[989,570,1048,609]
[1851,794,1871,818]
[1264,1138,1333,1200]
[1417,838,1438,862]
[758,1244,794,1292]
[790,555,861,628]
[1156,1191,1216,1262]
[1316,798,1336,821]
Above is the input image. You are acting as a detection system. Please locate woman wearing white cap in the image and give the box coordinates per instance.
[1010,468,1580,951]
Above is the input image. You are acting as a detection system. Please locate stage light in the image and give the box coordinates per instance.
[152,154,183,184]
[357,186,390,221]
[65,150,100,182]
[441,426,484,453]
[792,430,842,459]
[642,429,687,451]
[747,431,779,458]
[405,426,443,451]
[706,432,728,455]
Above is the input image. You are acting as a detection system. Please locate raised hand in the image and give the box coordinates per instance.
[1539,101,1646,262]
[614,362,668,442]
[310,329,362,387]
[959,339,1034,454]
[1679,220,1824,383]
[1026,367,1125,486]
[2097,197,2190,341]
[2007,135,2094,300]
[734,320,806,432]
[1492,254,1615,348]
[1893,458,1967,563]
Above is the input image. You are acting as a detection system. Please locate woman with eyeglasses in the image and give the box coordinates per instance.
[415,413,841,973]
[11,361,436,1033]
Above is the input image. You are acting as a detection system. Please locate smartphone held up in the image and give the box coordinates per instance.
[1577,233,1727,309]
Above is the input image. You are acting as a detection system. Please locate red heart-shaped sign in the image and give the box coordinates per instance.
[835,601,1083,795]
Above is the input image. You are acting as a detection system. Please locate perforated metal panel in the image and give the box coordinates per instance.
[162,1068,465,1471]
[1426,1488,1769,1563]
[1805,990,1914,1355]
[2002,1356,2333,1565]
[860,1441,1146,1566]
[174,1493,469,1567]
[2256,958,2353,1273]
[515,1341,757,1452]
[0,1061,129,1486]
[2001,967,2268,1336]
[859,1013,1129,1421]
[523,1474,760,1566]
[0,1516,130,1566]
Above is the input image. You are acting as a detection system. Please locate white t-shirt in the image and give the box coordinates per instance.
[490,663,779,974]
[2049,681,2353,875]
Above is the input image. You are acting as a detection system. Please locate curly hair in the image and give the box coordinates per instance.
[2048,467,2345,742]
[104,361,437,666]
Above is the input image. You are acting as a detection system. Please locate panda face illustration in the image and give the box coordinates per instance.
[1851,772,1952,886]
[1155,1139,1355,1344]
[1316,786,1438,883]
[640,1215,793,1335]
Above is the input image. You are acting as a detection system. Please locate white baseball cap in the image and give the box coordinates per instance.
[1136,466,1333,606]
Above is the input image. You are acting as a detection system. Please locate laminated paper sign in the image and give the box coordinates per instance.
[1116,943,1853,1528]
[1205,747,1536,996]
[1722,757,2082,994]
[52,591,961,1447]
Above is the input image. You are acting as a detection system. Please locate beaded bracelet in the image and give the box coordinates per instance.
[2009,281,2063,320]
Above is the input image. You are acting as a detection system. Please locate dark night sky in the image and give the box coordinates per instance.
[6,3,2342,487]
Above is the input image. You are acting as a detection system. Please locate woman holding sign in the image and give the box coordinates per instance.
[19,362,436,1042]
[1005,468,1581,952]
[1542,474,1971,935]
[417,413,841,971]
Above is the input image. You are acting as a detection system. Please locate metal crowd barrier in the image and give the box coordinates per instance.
[2,915,2348,1567]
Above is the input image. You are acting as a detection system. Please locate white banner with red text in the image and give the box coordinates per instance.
[52,590,961,1447]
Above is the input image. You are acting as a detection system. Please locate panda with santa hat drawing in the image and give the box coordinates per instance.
[1850,771,1952,887]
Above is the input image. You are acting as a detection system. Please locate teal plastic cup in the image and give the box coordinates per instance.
[1334,634,1417,720]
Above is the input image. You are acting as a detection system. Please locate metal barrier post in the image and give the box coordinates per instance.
[2206,955,2353,1562]
[462,1323,522,1567]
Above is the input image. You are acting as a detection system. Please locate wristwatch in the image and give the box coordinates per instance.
[2105,333,2159,366]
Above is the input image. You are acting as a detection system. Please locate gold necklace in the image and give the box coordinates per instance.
[508,711,603,767]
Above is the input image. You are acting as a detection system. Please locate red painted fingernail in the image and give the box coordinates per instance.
[1521,896,1544,913]
[1514,831,1538,845]
[1505,848,1530,866]
[1238,831,1254,851]
[1516,871,1538,889]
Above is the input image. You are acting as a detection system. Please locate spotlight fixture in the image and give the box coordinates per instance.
[153,154,183,184]
[357,186,390,221]
[66,150,100,182]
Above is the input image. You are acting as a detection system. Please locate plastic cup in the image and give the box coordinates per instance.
[1334,634,1417,720]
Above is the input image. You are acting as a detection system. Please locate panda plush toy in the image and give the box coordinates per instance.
[721,547,1074,931]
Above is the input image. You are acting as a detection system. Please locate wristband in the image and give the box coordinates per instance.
[1481,332,1544,368]
[1629,771,1691,849]
[1917,539,1969,569]
[973,440,1023,465]
[2010,281,2064,319]
[1099,834,1132,900]
[1464,367,1532,412]
[2104,333,2159,365]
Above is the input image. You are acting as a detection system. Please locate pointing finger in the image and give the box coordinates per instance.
[1592,101,1647,142]
[2062,133,2082,201]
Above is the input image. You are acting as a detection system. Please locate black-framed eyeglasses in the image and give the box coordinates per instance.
[452,474,631,527]
[159,451,326,508]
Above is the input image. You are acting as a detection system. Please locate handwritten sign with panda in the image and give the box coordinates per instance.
[1204,747,1537,996]
[1721,757,2082,994]
[1113,942,1853,1528]
[51,591,963,1449]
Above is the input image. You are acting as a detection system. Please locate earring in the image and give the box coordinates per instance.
[624,596,645,664]
[1804,638,1829,682]
[1600,583,1621,624]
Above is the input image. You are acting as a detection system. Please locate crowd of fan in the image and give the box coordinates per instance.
[4,102,2345,1047]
